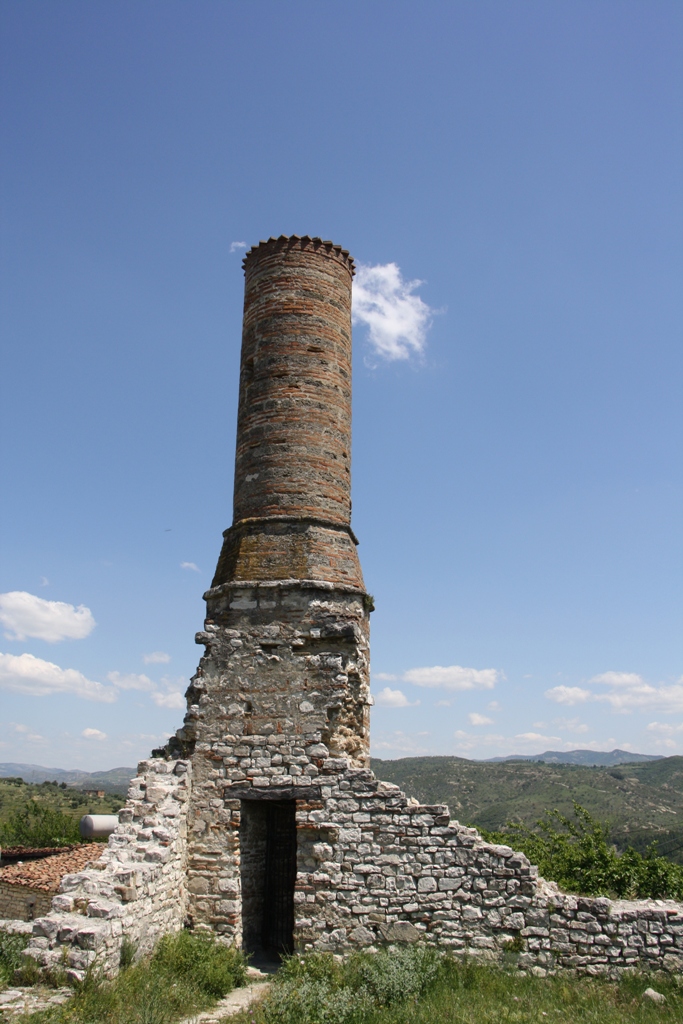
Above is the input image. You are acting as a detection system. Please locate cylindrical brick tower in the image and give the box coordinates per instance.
[211,235,364,591]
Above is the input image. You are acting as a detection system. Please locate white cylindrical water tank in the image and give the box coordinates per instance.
[79,814,119,839]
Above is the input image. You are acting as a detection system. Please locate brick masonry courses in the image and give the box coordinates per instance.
[19,237,683,978]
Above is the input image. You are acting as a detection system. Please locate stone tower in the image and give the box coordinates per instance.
[174,235,374,954]
[24,235,683,977]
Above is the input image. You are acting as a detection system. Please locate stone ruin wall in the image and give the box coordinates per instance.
[0,885,53,922]
[21,758,191,978]
[20,580,683,978]
[13,236,683,978]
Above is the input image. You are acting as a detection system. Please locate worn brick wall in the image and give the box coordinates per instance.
[212,235,363,592]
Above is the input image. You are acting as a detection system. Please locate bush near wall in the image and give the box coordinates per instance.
[481,803,683,900]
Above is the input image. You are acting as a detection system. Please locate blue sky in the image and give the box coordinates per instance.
[1,1,681,770]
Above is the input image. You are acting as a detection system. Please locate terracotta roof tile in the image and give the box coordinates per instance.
[0,844,104,892]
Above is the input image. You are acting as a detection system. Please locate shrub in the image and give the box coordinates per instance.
[262,978,374,1024]
[277,951,341,987]
[0,931,29,988]
[152,929,247,998]
[343,945,442,1006]
[0,802,81,848]
[483,802,683,900]
[256,947,448,1024]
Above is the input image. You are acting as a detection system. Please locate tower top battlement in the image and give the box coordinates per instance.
[242,234,355,277]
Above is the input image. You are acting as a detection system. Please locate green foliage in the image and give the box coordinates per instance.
[262,978,373,1024]
[277,951,341,986]
[0,778,124,847]
[0,931,29,988]
[258,947,447,1024]
[14,931,246,1023]
[151,929,247,998]
[240,952,683,1024]
[119,937,137,970]
[0,802,81,848]
[483,802,683,899]
[343,945,442,1006]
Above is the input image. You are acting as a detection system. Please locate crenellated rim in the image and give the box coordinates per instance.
[242,234,355,276]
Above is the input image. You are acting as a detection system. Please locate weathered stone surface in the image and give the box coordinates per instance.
[17,235,683,978]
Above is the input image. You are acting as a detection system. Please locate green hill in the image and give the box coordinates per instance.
[0,776,126,844]
[0,763,135,794]
[485,748,662,766]
[371,755,683,864]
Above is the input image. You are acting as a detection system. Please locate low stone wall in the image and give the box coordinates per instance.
[18,750,683,979]
[23,758,191,979]
[0,883,53,922]
[262,761,683,976]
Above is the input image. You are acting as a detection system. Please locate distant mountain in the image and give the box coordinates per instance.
[0,763,135,794]
[484,749,663,767]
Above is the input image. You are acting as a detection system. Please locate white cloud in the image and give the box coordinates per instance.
[39,577,49,587]
[143,651,171,665]
[0,591,95,643]
[545,685,592,706]
[180,562,201,572]
[352,263,435,361]
[546,673,683,714]
[0,652,116,702]
[591,673,683,714]
[107,671,156,692]
[82,728,107,741]
[150,690,185,709]
[553,716,589,735]
[12,723,43,742]
[372,730,431,755]
[230,241,247,253]
[592,671,642,688]
[374,672,398,682]
[647,721,683,735]
[374,687,420,708]
[149,675,187,710]
[514,732,562,745]
[488,701,501,711]
[646,721,683,751]
[403,665,499,691]
[453,729,564,754]
[469,712,494,726]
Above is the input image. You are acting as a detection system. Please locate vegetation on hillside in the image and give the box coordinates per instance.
[482,803,683,900]
[371,755,683,864]
[0,802,81,848]
[0,778,124,848]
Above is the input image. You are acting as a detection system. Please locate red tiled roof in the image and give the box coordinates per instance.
[0,843,104,892]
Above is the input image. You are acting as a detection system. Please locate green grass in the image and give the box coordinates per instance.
[234,951,682,1024]
[11,931,247,1024]
[0,931,30,988]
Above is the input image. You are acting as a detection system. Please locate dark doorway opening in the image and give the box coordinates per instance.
[240,799,297,959]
